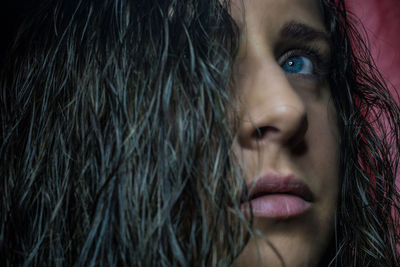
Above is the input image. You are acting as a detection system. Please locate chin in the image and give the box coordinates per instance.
[234,221,334,267]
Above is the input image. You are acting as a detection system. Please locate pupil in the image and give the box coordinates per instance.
[282,57,304,74]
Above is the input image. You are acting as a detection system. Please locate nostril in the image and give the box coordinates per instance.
[252,126,278,140]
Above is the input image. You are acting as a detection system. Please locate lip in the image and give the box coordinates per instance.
[241,173,314,219]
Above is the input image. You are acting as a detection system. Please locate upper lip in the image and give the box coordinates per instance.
[241,173,314,203]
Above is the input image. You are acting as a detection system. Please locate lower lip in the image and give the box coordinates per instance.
[241,194,312,218]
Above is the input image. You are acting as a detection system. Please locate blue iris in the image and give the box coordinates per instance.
[282,56,304,73]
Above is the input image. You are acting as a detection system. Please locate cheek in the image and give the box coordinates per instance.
[306,99,339,219]
[307,100,339,178]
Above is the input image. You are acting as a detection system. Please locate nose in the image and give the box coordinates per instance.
[236,59,308,149]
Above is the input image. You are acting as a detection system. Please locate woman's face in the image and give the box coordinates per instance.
[230,0,339,266]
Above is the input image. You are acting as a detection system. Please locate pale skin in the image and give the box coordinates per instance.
[230,0,339,266]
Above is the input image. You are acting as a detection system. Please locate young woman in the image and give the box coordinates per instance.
[1,0,399,266]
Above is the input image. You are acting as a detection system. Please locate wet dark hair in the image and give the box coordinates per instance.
[1,0,399,266]
[1,0,247,265]
[321,0,400,266]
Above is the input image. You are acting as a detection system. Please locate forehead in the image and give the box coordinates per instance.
[229,0,325,36]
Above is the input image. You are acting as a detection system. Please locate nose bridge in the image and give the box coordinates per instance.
[237,57,307,148]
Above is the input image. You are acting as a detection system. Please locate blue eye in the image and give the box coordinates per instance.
[282,56,313,75]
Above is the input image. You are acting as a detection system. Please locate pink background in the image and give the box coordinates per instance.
[347,0,400,99]
[347,0,400,182]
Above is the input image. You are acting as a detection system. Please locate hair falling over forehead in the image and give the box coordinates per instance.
[1,0,400,266]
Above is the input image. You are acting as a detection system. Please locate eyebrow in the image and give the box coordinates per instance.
[279,21,330,43]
